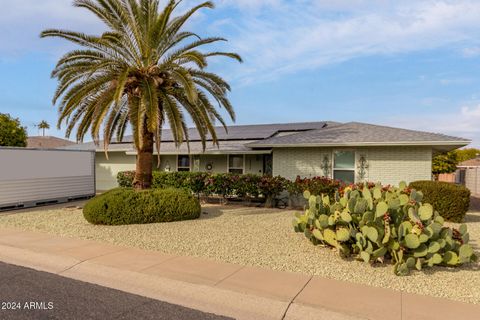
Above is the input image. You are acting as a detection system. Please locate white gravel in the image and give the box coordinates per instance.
[0,201,479,304]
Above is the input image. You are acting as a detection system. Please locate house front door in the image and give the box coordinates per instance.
[263,154,273,176]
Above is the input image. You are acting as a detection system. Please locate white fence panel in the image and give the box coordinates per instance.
[0,148,95,210]
[464,168,480,196]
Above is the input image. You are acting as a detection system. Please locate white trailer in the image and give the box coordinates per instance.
[0,148,95,211]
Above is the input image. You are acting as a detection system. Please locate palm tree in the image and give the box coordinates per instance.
[41,0,241,189]
[38,120,50,136]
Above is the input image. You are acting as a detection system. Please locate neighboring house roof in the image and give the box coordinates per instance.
[27,136,76,149]
[458,157,480,168]
[64,121,470,153]
[247,122,469,149]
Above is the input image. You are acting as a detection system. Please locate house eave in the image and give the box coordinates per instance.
[96,149,133,153]
[124,150,272,156]
[248,141,471,148]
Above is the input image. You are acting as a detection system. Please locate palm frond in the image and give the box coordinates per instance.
[42,0,241,164]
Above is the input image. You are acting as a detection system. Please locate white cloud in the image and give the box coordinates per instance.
[214,0,480,84]
[3,0,480,83]
[439,77,473,85]
[461,104,480,118]
[462,46,480,57]
[217,0,283,11]
[383,104,480,147]
[0,0,104,58]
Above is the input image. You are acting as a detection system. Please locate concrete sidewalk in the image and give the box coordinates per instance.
[0,227,477,320]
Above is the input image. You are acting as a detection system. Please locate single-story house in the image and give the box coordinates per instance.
[457,156,480,169]
[65,121,469,191]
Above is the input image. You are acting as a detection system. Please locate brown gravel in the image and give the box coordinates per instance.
[0,202,479,304]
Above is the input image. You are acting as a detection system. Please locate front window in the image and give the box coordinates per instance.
[333,151,355,184]
[178,155,190,172]
[229,155,244,174]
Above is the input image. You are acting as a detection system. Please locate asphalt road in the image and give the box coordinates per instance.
[0,262,233,320]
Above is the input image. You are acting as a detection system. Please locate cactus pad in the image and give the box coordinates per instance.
[336,228,350,242]
[419,204,433,221]
[405,234,420,249]
[293,181,476,276]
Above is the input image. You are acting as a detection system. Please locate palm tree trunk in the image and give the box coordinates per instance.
[133,125,154,190]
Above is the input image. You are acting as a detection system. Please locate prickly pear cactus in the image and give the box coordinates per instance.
[292,182,477,276]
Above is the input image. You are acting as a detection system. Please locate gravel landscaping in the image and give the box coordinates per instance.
[0,200,479,304]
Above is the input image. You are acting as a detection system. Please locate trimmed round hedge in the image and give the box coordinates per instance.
[409,181,470,222]
[83,188,201,225]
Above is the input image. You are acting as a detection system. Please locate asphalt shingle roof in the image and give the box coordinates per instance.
[119,121,336,142]
[64,121,470,152]
[64,121,337,151]
[247,122,470,147]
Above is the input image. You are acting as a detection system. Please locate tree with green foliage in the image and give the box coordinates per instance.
[0,113,28,147]
[432,151,458,175]
[455,148,480,163]
[37,120,50,136]
[41,0,242,189]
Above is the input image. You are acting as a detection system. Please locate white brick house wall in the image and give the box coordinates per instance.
[96,152,136,191]
[273,148,333,179]
[273,146,432,185]
[367,147,432,185]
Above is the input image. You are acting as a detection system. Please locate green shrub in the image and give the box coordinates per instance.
[83,188,201,225]
[257,175,288,207]
[117,171,135,187]
[288,176,343,198]
[409,181,470,222]
[152,171,208,193]
[233,174,262,198]
[153,171,186,189]
[185,172,210,195]
[117,171,288,203]
[204,173,236,197]
[293,182,476,276]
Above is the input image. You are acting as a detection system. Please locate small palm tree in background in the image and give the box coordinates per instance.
[38,120,50,136]
[41,0,241,189]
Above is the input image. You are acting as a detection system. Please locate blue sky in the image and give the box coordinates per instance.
[1,0,480,147]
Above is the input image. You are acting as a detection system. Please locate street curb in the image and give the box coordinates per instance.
[61,261,288,320]
[0,243,357,320]
[0,243,82,274]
